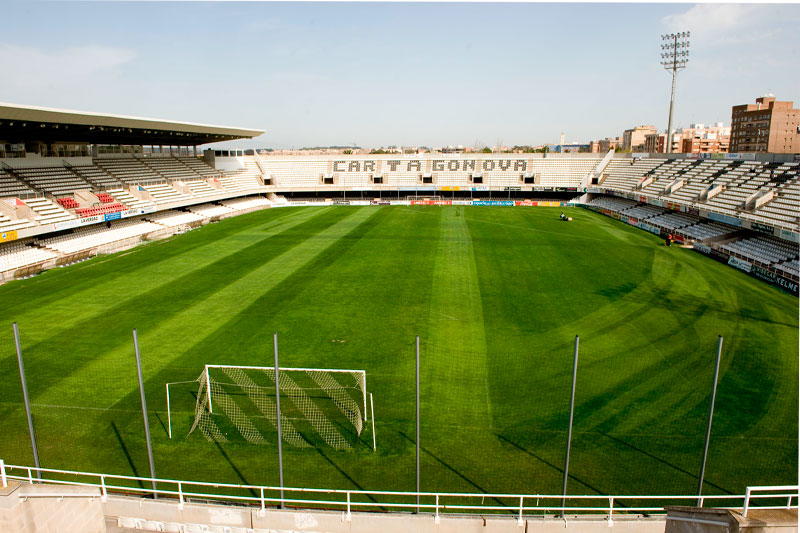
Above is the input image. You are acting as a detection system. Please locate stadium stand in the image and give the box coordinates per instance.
[71,164,123,190]
[143,182,191,205]
[675,221,737,241]
[23,197,75,225]
[720,235,799,267]
[775,258,799,279]
[105,187,155,209]
[189,203,235,218]
[75,203,125,218]
[146,210,205,227]
[222,196,272,211]
[38,219,164,254]
[0,239,58,273]
[183,178,218,197]
[647,211,700,231]
[94,158,165,185]
[11,165,91,196]
[0,168,36,197]
[621,204,665,220]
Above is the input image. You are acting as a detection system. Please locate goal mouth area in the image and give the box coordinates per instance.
[176,365,370,451]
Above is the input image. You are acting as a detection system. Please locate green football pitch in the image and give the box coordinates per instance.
[0,205,796,501]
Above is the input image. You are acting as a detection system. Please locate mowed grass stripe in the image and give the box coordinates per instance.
[424,207,490,428]
[0,206,327,366]
[0,206,316,321]
[0,206,344,403]
[35,207,380,409]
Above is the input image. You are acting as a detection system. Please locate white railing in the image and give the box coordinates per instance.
[0,460,796,523]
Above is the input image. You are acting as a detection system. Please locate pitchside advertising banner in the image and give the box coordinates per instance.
[752,265,799,295]
[472,200,515,206]
[728,256,753,273]
[0,230,18,242]
[693,243,712,255]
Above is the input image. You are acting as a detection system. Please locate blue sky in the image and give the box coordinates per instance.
[1,2,799,149]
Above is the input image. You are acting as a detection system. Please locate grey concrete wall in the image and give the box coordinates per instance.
[104,495,666,533]
[0,480,106,533]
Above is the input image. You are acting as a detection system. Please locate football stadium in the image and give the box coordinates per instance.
[0,101,797,531]
[1,3,799,530]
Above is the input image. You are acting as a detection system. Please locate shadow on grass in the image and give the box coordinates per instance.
[313,448,382,509]
[213,441,257,497]
[496,434,615,500]
[596,431,733,495]
[399,431,511,513]
[110,422,143,489]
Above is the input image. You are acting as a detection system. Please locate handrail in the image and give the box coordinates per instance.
[0,461,796,518]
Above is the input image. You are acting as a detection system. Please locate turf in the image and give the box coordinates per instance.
[0,205,796,503]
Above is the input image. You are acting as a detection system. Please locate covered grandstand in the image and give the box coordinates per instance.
[0,103,798,293]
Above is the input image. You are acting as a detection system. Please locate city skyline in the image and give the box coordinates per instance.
[1,2,798,149]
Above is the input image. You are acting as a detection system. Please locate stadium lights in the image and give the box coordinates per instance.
[660,31,691,154]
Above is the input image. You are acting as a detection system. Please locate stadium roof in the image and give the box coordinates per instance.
[0,102,264,146]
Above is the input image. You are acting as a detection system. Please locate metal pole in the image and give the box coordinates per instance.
[370,393,376,452]
[415,335,420,514]
[13,322,41,481]
[561,335,579,516]
[166,384,172,439]
[205,365,213,414]
[666,67,677,154]
[133,329,157,498]
[273,332,285,509]
[697,335,723,506]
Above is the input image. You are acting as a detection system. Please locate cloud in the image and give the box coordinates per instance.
[661,4,797,45]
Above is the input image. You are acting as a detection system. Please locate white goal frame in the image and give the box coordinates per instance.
[166,365,369,445]
[203,365,367,422]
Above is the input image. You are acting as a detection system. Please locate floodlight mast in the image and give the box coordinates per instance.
[660,31,690,154]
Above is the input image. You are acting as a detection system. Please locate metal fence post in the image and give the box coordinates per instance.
[416,335,421,514]
[697,335,723,506]
[561,335,579,517]
[0,459,6,488]
[133,329,157,499]
[13,322,41,481]
[273,332,285,510]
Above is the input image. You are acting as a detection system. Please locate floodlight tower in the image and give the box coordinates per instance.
[660,31,690,153]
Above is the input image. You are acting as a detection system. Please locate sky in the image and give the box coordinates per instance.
[1,1,799,150]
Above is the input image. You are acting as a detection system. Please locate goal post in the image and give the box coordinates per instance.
[203,365,367,422]
[171,365,371,451]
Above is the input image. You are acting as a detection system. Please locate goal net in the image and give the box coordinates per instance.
[187,365,367,450]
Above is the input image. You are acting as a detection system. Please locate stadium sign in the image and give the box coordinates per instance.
[331,159,530,173]
[707,211,741,227]
[750,222,774,235]
[752,265,776,284]
[54,219,82,231]
[104,212,121,222]
[775,275,799,295]
[0,230,17,242]
[693,243,712,255]
[121,208,144,218]
[472,200,514,206]
[779,228,799,243]
[727,256,753,273]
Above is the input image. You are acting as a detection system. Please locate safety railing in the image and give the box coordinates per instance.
[1,460,796,522]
